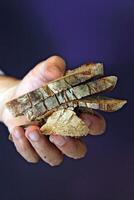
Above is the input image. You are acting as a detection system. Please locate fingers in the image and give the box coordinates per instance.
[49,135,87,159]
[11,127,39,163]
[79,112,106,135]
[11,111,105,164]
[49,111,106,159]
[25,126,64,166]
[11,112,106,164]
[18,55,66,94]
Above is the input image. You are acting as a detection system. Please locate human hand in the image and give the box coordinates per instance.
[1,56,106,166]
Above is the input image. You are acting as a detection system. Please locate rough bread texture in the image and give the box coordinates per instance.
[6,76,118,121]
[40,109,89,137]
[6,62,127,138]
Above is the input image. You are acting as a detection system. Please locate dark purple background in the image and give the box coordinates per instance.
[0,0,134,200]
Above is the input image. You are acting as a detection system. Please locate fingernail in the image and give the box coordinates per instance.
[49,66,63,75]
[50,135,70,147]
[27,131,40,142]
[13,129,23,139]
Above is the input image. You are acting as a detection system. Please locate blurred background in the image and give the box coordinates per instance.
[0,0,133,199]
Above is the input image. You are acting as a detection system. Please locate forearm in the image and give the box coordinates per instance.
[0,76,20,122]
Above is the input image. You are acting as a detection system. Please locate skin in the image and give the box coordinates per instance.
[0,56,106,166]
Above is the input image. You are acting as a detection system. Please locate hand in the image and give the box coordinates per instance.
[2,56,106,166]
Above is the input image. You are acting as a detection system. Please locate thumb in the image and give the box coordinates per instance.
[17,56,66,95]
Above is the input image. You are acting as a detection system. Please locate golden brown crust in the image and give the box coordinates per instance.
[5,62,127,138]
